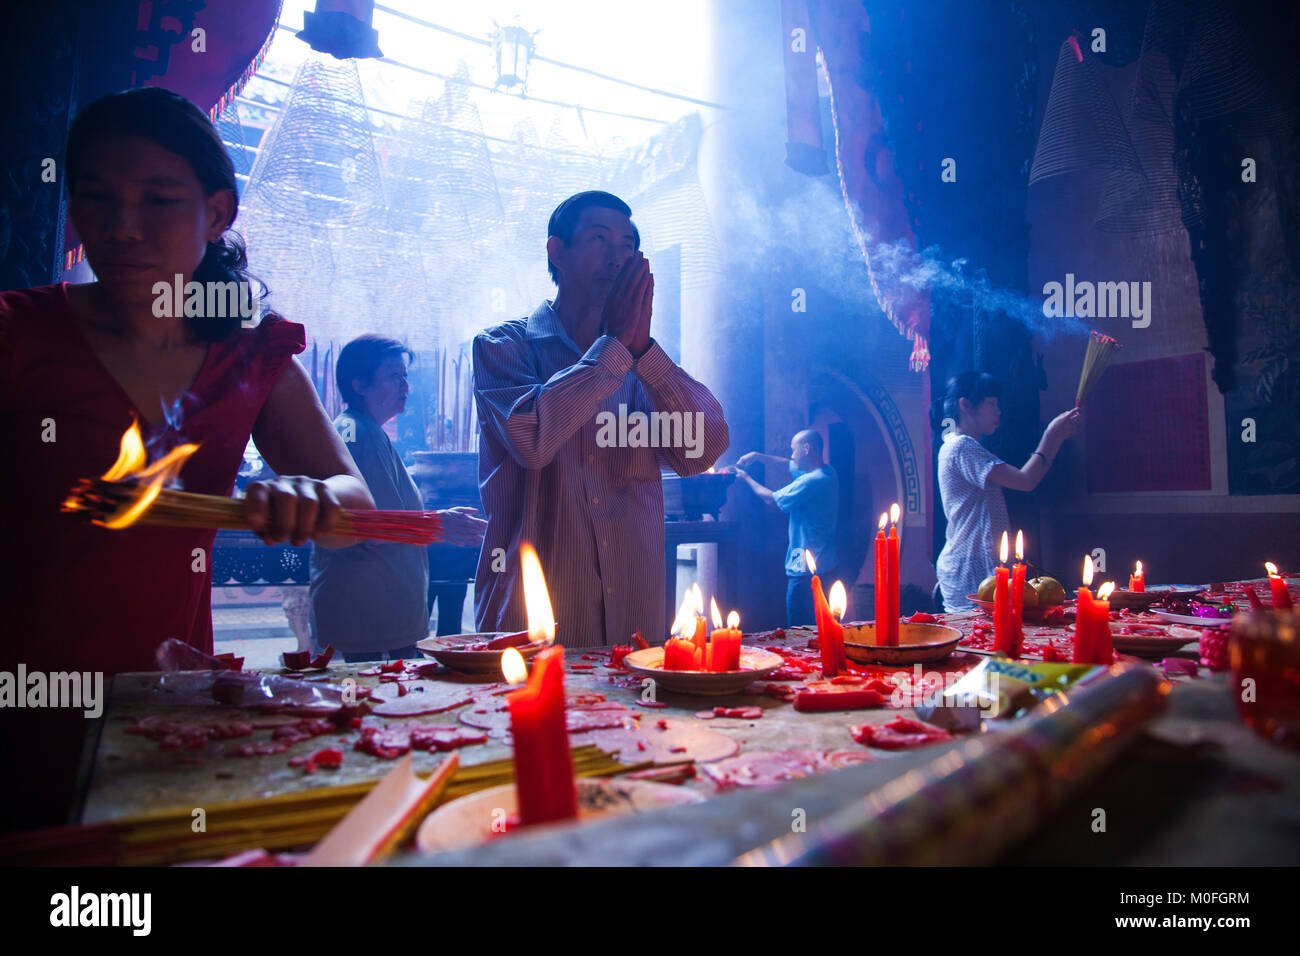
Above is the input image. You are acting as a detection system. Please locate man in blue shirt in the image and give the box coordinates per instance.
[735,429,840,626]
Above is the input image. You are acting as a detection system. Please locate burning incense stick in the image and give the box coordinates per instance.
[63,479,445,545]
[1075,331,1120,406]
[61,417,445,544]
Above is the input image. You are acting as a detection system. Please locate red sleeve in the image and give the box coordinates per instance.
[256,313,307,381]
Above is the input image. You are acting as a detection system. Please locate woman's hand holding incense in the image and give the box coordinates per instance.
[1044,408,1081,447]
[243,475,343,547]
[438,506,487,547]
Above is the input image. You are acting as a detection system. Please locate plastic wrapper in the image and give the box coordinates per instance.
[109,639,359,713]
[940,658,1103,719]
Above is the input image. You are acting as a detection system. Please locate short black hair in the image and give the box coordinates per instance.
[337,334,413,408]
[940,371,1003,423]
[546,190,640,284]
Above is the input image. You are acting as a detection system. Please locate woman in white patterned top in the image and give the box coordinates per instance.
[935,372,1080,611]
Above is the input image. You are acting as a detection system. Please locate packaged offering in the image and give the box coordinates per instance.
[939,658,1102,719]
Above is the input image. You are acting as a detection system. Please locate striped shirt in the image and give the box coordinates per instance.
[472,302,730,648]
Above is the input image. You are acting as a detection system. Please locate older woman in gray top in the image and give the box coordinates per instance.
[310,335,484,662]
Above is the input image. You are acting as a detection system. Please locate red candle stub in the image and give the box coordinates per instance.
[663,637,701,671]
[1266,563,1293,610]
[707,607,743,672]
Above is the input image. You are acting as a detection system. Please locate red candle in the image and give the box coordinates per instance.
[1266,562,1293,610]
[504,645,577,827]
[663,637,701,671]
[993,532,1011,655]
[1244,585,1263,611]
[688,583,708,661]
[874,512,888,643]
[707,603,742,672]
[716,623,743,671]
[1008,530,1026,659]
[807,551,839,674]
[887,503,901,647]
[1128,560,1145,593]
[821,581,848,676]
[1092,582,1115,665]
[1072,555,1096,664]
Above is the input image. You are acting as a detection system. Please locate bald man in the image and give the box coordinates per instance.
[734,429,840,626]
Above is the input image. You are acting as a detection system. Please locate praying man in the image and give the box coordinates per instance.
[472,191,729,647]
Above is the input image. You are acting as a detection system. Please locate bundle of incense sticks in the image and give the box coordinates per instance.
[0,744,666,866]
[1075,330,1121,406]
[62,479,444,546]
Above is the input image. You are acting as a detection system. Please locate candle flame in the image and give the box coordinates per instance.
[805,550,817,574]
[999,531,1009,564]
[519,542,555,644]
[878,512,888,532]
[1015,530,1024,562]
[1097,581,1116,601]
[828,581,847,620]
[1265,561,1279,577]
[690,582,704,618]
[1082,555,1094,587]
[727,610,739,629]
[1135,560,1143,576]
[890,502,900,524]
[671,593,693,638]
[500,646,527,684]
[710,596,723,630]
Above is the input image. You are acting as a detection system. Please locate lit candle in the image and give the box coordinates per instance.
[821,581,848,677]
[887,503,901,647]
[1266,562,1293,611]
[502,544,575,827]
[664,594,702,671]
[1006,530,1026,659]
[1073,555,1094,663]
[993,531,1011,656]
[1073,556,1112,665]
[806,550,835,665]
[874,512,888,644]
[708,605,742,672]
[689,583,708,662]
[1094,581,1116,664]
[1128,560,1145,593]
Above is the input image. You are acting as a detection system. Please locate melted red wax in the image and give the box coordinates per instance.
[850,716,953,750]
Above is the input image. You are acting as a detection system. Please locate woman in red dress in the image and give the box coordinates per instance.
[0,88,376,829]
